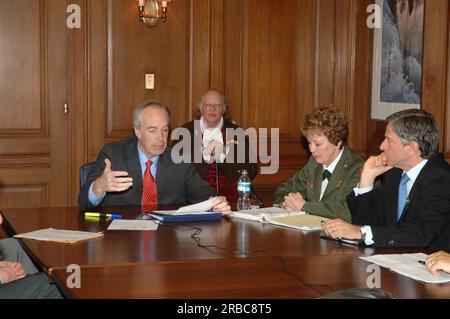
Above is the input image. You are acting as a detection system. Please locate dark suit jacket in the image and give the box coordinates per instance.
[273,147,364,222]
[174,119,258,182]
[348,154,450,250]
[78,136,215,211]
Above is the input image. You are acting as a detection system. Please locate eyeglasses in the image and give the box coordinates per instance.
[202,103,224,110]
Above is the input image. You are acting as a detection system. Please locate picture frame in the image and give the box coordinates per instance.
[371,0,424,120]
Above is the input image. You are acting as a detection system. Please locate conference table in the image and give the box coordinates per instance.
[1,206,448,299]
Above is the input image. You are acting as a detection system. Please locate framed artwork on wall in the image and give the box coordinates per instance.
[371,0,424,120]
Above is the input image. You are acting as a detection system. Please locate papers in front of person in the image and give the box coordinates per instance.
[265,213,329,231]
[151,197,216,216]
[360,253,450,284]
[230,207,304,222]
[230,207,328,231]
[107,219,159,231]
[14,228,103,244]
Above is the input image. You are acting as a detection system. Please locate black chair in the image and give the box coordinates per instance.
[79,162,97,189]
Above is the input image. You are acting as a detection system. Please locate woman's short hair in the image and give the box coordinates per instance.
[301,107,349,146]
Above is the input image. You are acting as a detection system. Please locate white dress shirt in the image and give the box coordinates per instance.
[320,148,344,201]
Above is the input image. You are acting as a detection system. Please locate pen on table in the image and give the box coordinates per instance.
[84,212,122,219]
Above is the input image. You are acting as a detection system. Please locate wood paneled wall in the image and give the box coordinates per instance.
[0,0,449,208]
[0,0,70,208]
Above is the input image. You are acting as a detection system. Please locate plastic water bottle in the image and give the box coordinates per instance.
[237,170,251,210]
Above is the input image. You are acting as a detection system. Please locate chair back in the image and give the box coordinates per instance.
[80,162,97,189]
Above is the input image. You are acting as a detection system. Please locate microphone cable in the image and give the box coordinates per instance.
[172,222,335,295]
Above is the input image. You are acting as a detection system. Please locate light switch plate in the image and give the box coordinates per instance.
[145,74,155,89]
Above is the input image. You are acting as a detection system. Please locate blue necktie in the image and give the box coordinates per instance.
[397,173,410,221]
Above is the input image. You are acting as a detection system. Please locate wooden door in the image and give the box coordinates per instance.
[0,0,70,208]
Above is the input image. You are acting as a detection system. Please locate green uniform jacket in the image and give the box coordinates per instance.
[273,147,364,222]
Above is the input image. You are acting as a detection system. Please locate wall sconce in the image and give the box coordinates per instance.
[138,0,172,27]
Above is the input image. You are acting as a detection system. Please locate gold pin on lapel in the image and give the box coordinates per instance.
[336,180,343,188]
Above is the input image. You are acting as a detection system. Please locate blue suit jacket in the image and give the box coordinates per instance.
[348,154,450,250]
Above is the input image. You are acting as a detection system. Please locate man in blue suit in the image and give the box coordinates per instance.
[323,109,450,250]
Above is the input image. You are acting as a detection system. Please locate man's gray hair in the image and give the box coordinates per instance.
[387,109,439,159]
[132,100,171,129]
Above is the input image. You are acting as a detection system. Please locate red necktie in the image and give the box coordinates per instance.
[142,160,158,211]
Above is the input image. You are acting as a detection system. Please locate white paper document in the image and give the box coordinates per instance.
[230,207,305,222]
[265,214,328,231]
[14,228,103,244]
[230,207,326,231]
[107,219,159,231]
[153,197,216,215]
[360,253,450,284]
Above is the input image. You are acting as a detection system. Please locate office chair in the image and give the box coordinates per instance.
[79,162,97,189]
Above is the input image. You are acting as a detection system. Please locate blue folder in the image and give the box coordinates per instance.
[147,212,222,223]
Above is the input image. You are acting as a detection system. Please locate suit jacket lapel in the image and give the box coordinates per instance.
[312,165,323,202]
[126,140,143,198]
[387,171,402,224]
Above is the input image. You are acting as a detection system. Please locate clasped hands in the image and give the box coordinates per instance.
[202,139,228,163]
[281,192,306,211]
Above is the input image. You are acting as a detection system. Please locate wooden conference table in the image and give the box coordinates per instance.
[1,206,447,299]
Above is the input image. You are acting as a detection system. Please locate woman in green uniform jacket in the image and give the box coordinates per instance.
[274,107,364,222]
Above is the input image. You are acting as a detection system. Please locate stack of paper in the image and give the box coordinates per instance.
[146,198,222,223]
[230,207,305,222]
[265,214,328,231]
[230,207,327,231]
[152,197,216,215]
[14,228,103,244]
[107,220,159,231]
[360,253,450,284]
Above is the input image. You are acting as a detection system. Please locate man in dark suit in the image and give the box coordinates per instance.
[322,109,450,250]
[78,100,231,214]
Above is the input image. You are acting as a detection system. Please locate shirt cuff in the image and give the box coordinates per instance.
[361,225,374,245]
[88,182,105,206]
[353,185,373,196]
